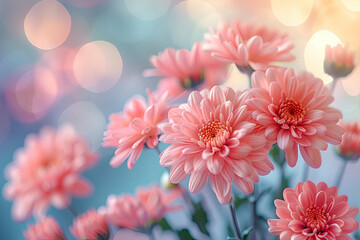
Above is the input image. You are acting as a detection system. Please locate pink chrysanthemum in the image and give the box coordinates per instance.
[160,86,274,204]
[24,217,65,240]
[336,121,360,161]
[247,67,344,168]
[103,89,169,169]
[144,42,228,98]
[203,20,295,72]
[70,209,109,240]
[268,181,359,240]
[104,185,182,229]
[324,44,355,79]
[3,126,97,221]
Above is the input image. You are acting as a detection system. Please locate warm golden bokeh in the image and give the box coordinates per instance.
[24,0,71,50]
[73,41,123,93]
[271,0,313,26]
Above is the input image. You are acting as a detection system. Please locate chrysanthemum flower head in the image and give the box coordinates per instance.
[70,209,109,240]
[3,125,97,221]
[160,86,274,204]
[103,89,169,169]
[203,20,295,73]
[324,44,355,79]
[144,42,228,98]
[336,121,360,161]
[268,181,359,240]
[24,217,65,240]
[247,67,344,168]
[103,185,182,229]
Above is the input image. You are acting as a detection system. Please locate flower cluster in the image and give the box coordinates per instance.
[3,17,359,240]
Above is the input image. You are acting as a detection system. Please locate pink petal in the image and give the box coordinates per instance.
[188,171,209,193]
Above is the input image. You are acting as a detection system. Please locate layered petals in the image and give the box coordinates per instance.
[103,89,169,169]
[268,181,359,240]
[248,67,344,168]
[160,86,274,204]
[203,20,295,72]
[144,42,229,99]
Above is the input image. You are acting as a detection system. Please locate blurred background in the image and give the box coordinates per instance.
[0,0,360,239]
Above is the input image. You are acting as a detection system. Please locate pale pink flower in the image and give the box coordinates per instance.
[144,42,228,99]
[247,67,344,168]
[103,89,169,169]
[160,86,274,204]
[268,181,359,240]
[104,185,182,229]
[324,44,355,79]
[3,125,97,221]
[24,217,65,240]
[203,20,295,72]
[70,209,109,240]
[336,121,360,161]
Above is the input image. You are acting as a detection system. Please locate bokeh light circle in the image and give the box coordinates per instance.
[73,41,123,93]
[304,30,342,84]
[125,0,171,20]
[271,0,313,26]
[341,0,360,12]
[24,0,71,50]
[6,66,59,123]
[58,101,106,149]
[342,66,360,96]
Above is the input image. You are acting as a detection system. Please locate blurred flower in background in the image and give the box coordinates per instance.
[24,217,65,240]
[3,125,98,221]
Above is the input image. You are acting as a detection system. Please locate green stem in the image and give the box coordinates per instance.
[250,191,257,240]
[330,77,338,93]
[335,161,348,188]
[154,146,161,156]
[302,164,309,182]
[229,201,243,240]
[68,205,77,217]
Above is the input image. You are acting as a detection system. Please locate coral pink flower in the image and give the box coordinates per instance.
[3,126,97,221]
[104,185,182,229]
[247,67,344,168]
[324,44,355,79]
[268,181,359,240]
[203,20,295,72]
[103,89,169,169]
[336,121,360,161]
[160,86,274,204]
[70,209,109,240]
[144,42,228,99]
[24,217,65,240]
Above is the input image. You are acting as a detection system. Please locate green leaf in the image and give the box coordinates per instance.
[158,218,173,231]
[270,144,286,166]
[242,226,254,240]
[191,202,210,236]
[234,196,248,209]
[177,229,196,240]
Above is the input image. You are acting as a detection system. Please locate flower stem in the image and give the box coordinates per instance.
[335,161,348,188]
[68,205,77,217]
[302,164,309,182]
[229,201,243,240]
[330,77,338,93]
[250,190,257,240]
[154,146,161,156]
